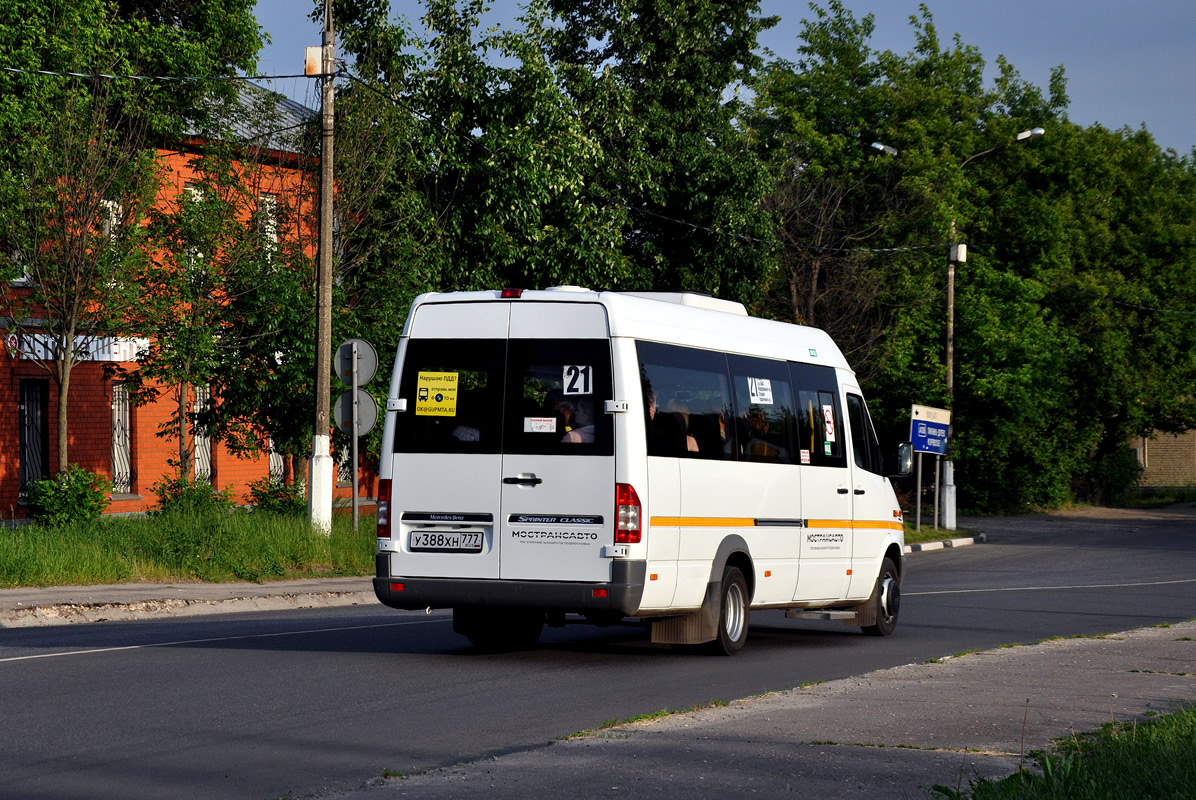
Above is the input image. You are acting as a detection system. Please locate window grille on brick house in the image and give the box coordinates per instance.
[268,438,285,482]
[193,384,212,484]
[111,381,133,494]
[18,379,49,492]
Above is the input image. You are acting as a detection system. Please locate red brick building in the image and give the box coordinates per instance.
[2,90,372,520]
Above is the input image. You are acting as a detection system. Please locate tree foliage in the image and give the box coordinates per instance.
[0,0,264,474]
[750,1,1196,509]
[317,0,1196,510]
[10,0,1194,513]
[117,102,318,484]
[545,0,779,301]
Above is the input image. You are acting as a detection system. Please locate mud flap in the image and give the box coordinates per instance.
[847,600,876,628]
[650,579,720,645]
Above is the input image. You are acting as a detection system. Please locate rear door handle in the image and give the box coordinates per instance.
[503,476,543,486]
[837,487,849,495]
[854,489,866,495]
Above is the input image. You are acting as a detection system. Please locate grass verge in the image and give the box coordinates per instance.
[904,523,976,545]
[0,510,376,588]
[560,700,731,740]
[927,705,1196,799]
[1114,487,1196,509]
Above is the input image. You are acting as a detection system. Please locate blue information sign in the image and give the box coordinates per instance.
[910,404,951,455]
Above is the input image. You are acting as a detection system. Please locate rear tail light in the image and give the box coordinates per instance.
[616,483,641,544]
[377,478,392,538]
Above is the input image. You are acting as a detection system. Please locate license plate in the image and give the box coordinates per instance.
[409,530,484,553]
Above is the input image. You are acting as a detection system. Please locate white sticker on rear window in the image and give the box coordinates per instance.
[748,377,774,405]
[524,417,558,433]
[562,365,593,395]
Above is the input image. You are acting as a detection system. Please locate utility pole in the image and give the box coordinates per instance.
[943,127,1044,531]
[943,233,964,531]
[308,0,335,532]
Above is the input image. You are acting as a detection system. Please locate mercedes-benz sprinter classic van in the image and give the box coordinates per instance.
[373,288,910,654]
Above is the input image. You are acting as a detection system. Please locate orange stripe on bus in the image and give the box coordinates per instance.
[649,516,755,527]
[648,517,903,531]
[852,520,905,531]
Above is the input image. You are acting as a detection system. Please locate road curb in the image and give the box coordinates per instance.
[0,590,377,629]
[0,579,376,629]
[905,531,987,554]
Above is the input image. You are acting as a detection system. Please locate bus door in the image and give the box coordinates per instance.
[843,387,898,597]
[498,303,616,583]
[792,364,853,601]
[391,302,512,581]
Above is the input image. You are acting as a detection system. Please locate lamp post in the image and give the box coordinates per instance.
[873,127,1044,529]
[941,126,1044,529]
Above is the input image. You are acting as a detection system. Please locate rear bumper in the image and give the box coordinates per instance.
[372,553,646,616]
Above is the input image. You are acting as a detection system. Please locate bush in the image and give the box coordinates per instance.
[1074,445,1145,505]
[21,465,112,527]
[247,477,307,516]
[151,475,236,516]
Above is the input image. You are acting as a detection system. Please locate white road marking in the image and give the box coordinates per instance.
[0,617,446,664]
[906,577,1196,596]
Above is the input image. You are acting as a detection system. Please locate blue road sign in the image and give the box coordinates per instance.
[911,419,950,455]
[910,404,951,455]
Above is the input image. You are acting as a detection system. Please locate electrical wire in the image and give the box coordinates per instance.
[0,66,328,82]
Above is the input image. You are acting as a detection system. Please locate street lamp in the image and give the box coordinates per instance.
[943,126,1045,529]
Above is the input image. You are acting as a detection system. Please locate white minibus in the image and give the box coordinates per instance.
[373,287,912,654]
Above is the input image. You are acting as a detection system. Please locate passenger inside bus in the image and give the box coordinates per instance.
[560,396,596,443]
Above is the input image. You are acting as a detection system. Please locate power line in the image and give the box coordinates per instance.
[0,66,326,82]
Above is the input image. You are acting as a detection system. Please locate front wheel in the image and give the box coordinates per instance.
[861,557,900,636]
[704,566,750,655]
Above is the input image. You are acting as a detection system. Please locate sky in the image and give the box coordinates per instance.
[251,0,1195,156]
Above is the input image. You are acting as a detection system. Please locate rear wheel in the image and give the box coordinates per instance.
[454,607,544,651]
[862,557,900,636]
[704,566,749,656]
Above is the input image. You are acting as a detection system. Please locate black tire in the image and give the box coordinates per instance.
[454,607,544,651]
[862,557,900,636]
[704,566,750,656]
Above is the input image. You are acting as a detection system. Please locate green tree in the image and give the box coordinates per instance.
[0,3,161,473]
[755,2,1196,510]
[120,94,319,486]
[546,0,780,303]
[0,0,264,475]
[319,0,644,465]
[748,2,922,380]
[330,0,779,310]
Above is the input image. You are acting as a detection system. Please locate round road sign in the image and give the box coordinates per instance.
[336,338,378,386]
[334,389,378,436]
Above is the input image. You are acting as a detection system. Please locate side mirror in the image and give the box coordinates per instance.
[888,442,913,477]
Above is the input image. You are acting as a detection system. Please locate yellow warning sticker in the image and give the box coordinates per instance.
[415,372,458,416]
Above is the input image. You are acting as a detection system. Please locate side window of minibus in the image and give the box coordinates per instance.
[846,393,883,474]
[728,354,797,464]
[790,363,847,468]
[637,341,736,460]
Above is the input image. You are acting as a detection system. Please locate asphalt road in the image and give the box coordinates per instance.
[3,508,1196,799]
